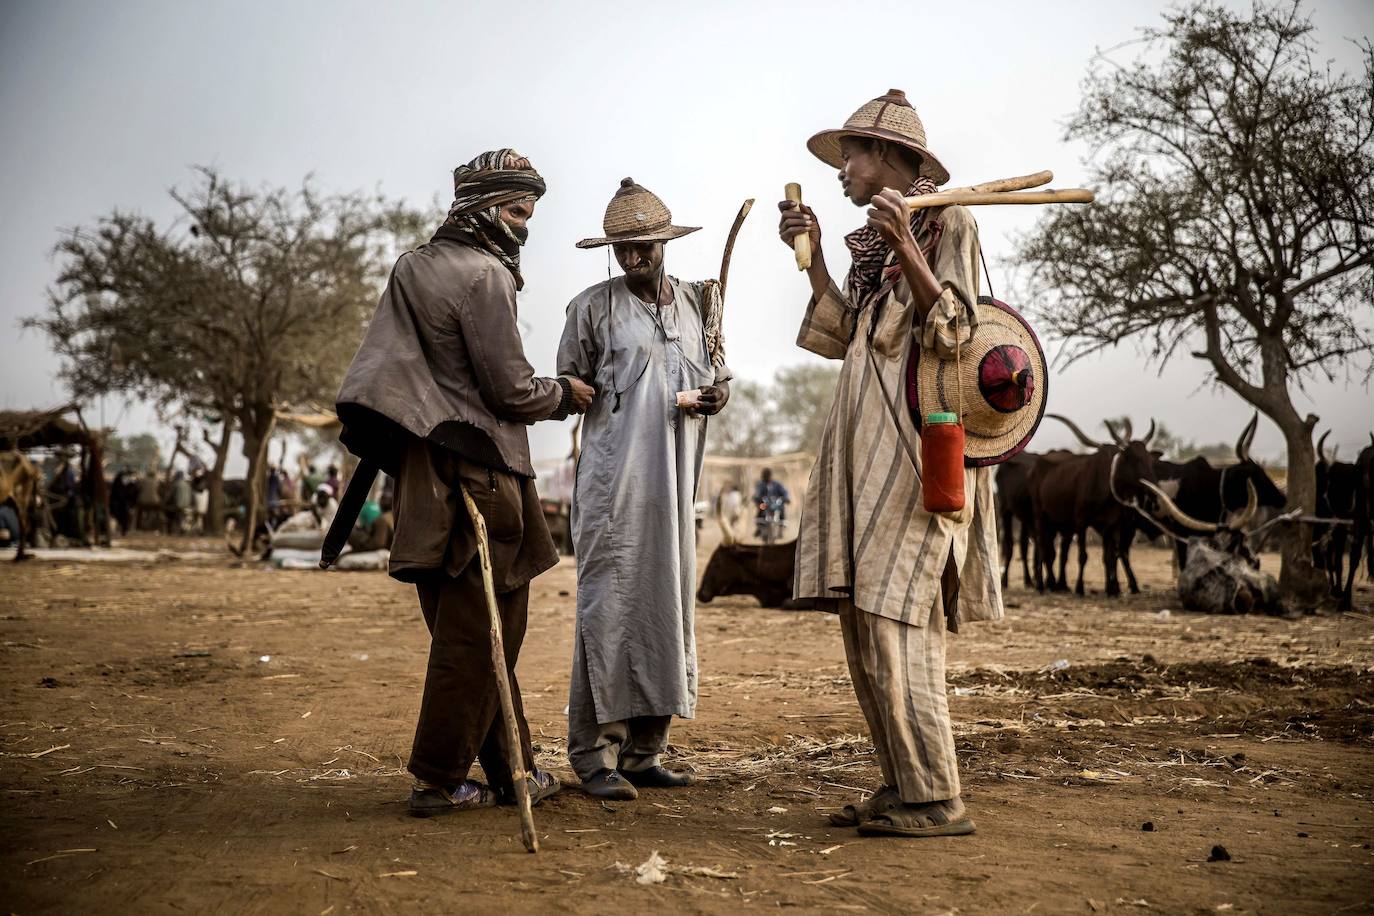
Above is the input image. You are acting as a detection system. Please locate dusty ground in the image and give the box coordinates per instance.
[2,533,1372,915]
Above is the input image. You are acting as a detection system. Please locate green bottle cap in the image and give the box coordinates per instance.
[925,411,959,424]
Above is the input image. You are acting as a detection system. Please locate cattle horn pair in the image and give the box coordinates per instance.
[1047,413,1103,450]
[1142,478,1259,533]
[1104,417,1152,448]
[1235,413,1259,463]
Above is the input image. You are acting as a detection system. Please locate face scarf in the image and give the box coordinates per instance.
[843,175,938,305]
[442,149,547,290]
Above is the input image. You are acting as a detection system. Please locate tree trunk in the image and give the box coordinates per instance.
[1277,419,1327,609]
[235,407,276,557]
[203,416,234,536]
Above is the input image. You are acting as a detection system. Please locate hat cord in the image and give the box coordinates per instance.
[978,246,995,300]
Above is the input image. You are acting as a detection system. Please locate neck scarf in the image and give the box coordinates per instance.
[843,176,938,305]
[441,149,547,290]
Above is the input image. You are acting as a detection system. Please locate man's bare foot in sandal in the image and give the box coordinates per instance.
[857,795,975,837]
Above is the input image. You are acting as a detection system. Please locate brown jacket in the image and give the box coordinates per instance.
[336,229,570,478]
[337,230,568,586]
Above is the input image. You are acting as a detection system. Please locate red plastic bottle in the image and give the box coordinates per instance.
[921,411,965,513]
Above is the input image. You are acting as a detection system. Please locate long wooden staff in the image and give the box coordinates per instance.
[459,482,538,854]
[904,170,1094,210]
[718,198,755,298]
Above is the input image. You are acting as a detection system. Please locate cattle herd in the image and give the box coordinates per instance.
[999,415,1374,614]
[693,415,1373,616]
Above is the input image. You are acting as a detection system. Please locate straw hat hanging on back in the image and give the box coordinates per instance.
[576,178,700,248]
[905,297,1048,467]
[807,89,950,186]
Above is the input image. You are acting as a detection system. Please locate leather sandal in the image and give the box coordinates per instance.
[829,785,899,827]
[857,801,976,837]
[497,768,562,807]
[407,779,497,818]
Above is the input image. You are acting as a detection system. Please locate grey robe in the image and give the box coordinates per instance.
[557,276,729,723]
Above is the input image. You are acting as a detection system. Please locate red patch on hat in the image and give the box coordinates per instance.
[979,345,1034,413]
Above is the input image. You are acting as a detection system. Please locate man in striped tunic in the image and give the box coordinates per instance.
[777,90,1003,837]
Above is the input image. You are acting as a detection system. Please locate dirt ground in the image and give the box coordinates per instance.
[3,532,1372,915]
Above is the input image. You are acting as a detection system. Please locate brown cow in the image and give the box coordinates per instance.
[995,451,1037,589]
[1032,416,1159,597]
[0,450,39,560]
[697,505,808,610]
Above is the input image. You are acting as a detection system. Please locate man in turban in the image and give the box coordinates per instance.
[335,149,594,817]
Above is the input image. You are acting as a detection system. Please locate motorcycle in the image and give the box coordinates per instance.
[755,496,786,545]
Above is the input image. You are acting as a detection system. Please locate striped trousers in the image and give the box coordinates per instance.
[836,558,961,804]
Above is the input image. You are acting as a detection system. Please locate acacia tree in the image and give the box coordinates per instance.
[1016,1,1374,599]
[709,363,840,457]
[34,168,424,545]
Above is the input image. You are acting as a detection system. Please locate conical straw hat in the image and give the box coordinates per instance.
[808,89,950,186]
[575,177,701,249]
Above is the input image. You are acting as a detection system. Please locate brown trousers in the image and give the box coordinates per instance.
[407,560,535,790]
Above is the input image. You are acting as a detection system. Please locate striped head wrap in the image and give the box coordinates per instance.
[843,175,938,305]
[442,149,547,290]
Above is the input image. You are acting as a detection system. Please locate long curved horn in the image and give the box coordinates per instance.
[1123,418,1134,442]
[1317,430,1330,464]
[1141,479,1219,533]
[1236,412,1258,463]
[1047,413,1103,450]
[1103,419,1127,448]
[1226,480,1259,530]
[1143,418,1157,447]
[715,497,736,546]
[1108,452,1136,508]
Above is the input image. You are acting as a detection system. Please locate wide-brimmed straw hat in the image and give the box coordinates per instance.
[907,297,1047,466]
[808,89,950,186]
[575,177,700,249]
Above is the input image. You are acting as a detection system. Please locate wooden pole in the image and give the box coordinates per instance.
[784,183,811,270]
[459,482,539,853]
[950,170,1053,195]
[904,188,1095,210]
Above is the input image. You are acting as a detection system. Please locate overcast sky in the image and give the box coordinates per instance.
[2,0,1370,471]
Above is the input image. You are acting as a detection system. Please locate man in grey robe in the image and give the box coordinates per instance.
[557,178,731,800]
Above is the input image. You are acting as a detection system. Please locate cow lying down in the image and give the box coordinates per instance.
[696,538,814,610]
[1142,479,1285,616]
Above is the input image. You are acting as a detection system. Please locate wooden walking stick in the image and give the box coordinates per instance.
[784,183,811,270]
[718,197,754,298]
[459,482,539,854]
